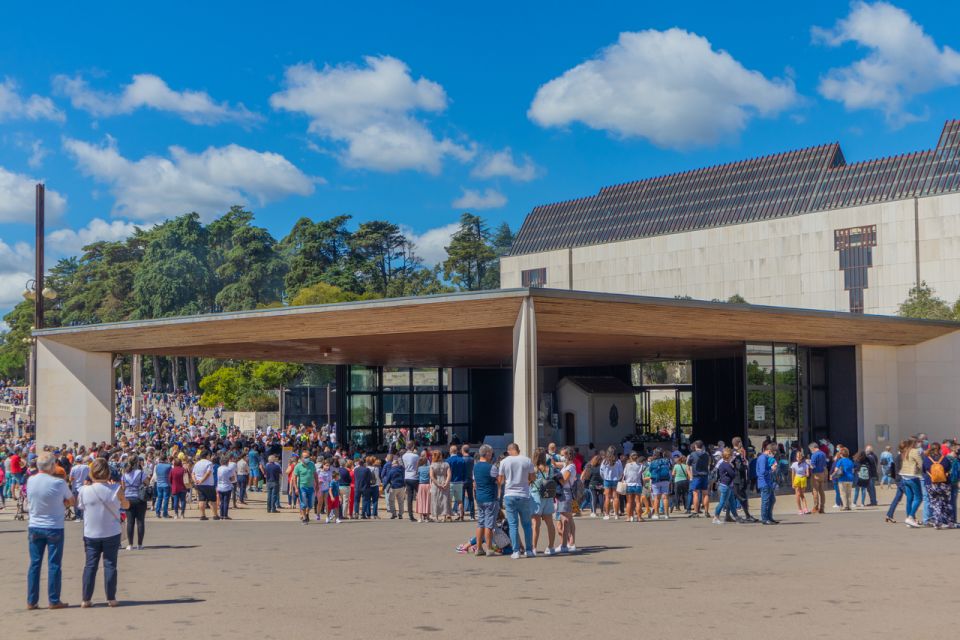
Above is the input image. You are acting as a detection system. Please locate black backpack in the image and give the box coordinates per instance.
[536,470,559,499]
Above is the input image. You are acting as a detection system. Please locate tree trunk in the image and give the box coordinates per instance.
[170,356,180,392]
[151,355,161,391]
[185,356,197,393]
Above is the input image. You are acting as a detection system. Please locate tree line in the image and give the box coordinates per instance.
[0,207,514,401]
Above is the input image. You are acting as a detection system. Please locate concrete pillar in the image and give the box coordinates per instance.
[512,297,538,457]
[36,338,113,449]
[131,354,142,428]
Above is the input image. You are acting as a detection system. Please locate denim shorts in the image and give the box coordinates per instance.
[690,476,709,491]
[299,487,315,507]
[603,480,618,490]
[652,481,671,495]
[477,501,498,529]
[450,482,464,503]
[532,494,555,516]
[626,485,642,495]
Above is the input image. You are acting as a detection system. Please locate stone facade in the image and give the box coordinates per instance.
[502,192,960,316]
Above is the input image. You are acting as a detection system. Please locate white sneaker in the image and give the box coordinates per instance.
[662,514,670,520]
[510,551,521,559]
[555,545,568,554]
[335,519,342,524]
[614,514,620,520]
[125,545,133,551]
[567,545,576,552]
[603,515,610,521]
[651,514,659,520]
[832,504,841,509]
[712,517,723,524]
[590,512,597,518]
[524,550,537,558]
[905,517,920,528]
[544,547,556,556]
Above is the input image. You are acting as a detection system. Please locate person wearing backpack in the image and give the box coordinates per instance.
[649,448,672,521]
[923,443,953,529]
[599,447,623,521]
[852,451,871,508]
[554,447,578,553]
[830,447,855,511]
[530,449,558,555]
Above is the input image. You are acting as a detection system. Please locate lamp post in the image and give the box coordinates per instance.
[24,184,53,423]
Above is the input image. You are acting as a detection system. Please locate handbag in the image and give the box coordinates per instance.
[616,480,627,495]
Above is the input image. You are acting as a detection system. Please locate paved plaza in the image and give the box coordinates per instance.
[0,491,952,638]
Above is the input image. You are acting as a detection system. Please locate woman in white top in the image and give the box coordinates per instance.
[77,458,129,608]
[555,447,578,553]
[621,451,643,522]
[599,447,623,520]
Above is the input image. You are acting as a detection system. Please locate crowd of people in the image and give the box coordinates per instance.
[4,400,960,610]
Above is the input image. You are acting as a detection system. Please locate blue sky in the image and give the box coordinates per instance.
[1,1,960,321]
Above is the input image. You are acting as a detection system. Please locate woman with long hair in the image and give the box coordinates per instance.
[120,457,147,550]
[923,442,953,529]
[429,449,452,522]
[531,448,558,553]
[416,453,432,522]
[555,447,577,552]
[599,446,623,520]
[672,454,690,514]
[899,438,923,528]
[580,454,603,517]
[621,451,643,522]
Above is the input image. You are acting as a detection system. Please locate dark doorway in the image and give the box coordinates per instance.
[564,412,575,445]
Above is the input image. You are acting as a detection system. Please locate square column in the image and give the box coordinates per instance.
[36,338,114,449]
[512,297,538,457]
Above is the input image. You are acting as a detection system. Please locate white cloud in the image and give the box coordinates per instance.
[53,73,260,125]
[0,166,67,223]
[401,222,460,266]
[0,238,33,313]
[528,29,798,148]
[26,139,49,169]
[451,187,507,211]
[813,1,960,124]
[270,56,474,173]
[0,78,64,123]
[63,136,317,222]
[471,147,539,182]
[47,218,140,255]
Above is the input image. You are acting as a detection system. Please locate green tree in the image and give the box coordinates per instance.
[898,281,953,320]
[349,220,408,296]
[726,294,747,304]
[0,301,34,379]
[442,213,498,291]
[208,206,286,312]
[289,282,363,306]
[279,215,353,297]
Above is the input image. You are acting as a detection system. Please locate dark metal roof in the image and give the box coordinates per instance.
[512,120,960,255]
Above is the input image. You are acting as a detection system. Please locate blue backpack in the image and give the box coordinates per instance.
[652,458,671,483]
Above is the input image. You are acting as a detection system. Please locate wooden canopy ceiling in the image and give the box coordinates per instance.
[34,289,959,367]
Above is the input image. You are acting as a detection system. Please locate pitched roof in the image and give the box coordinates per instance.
[512,120,960,255]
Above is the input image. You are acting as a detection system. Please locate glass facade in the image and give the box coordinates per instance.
[345,366,470,450]
[746,343,800,450]
[632,361,693,445]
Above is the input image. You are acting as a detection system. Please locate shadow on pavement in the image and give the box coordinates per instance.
[117,597,205,607]
[140,545,200,550]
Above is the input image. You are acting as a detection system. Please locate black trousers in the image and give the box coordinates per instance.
[125,498,147,546]
[82,534,120,602]
[732,481,753,517]
[405,479,419,519]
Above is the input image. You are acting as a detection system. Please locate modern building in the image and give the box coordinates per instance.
[31,122,960,455]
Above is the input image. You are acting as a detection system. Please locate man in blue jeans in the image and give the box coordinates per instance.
[757,443,779,525]
[26,451,75,609]
[498,443,536,559]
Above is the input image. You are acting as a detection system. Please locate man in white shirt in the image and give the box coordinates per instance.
[497,443,536,559]
[401,447,420,523]
[26,452,75,609]
[192,452,216,521]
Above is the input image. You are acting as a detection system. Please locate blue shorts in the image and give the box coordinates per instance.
[299,487,315,507]
[250,468,261,478]
[690,476,709,491]
[477,501,498,529]
[603,480,618,490]
[626,485,642,495]
[532,495,555,516]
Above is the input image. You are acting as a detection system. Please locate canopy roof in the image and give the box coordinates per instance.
[34,288,959,367]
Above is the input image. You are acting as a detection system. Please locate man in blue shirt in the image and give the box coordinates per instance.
[447,445,466,521]
[832,449,856,510]
[808,443,828,514]
[263,455,282,513]
[757,443,779,525]
[472,444,499,557]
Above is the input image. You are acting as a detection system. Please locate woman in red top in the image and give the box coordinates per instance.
[348,463,357,519]
[169,458,187,520]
